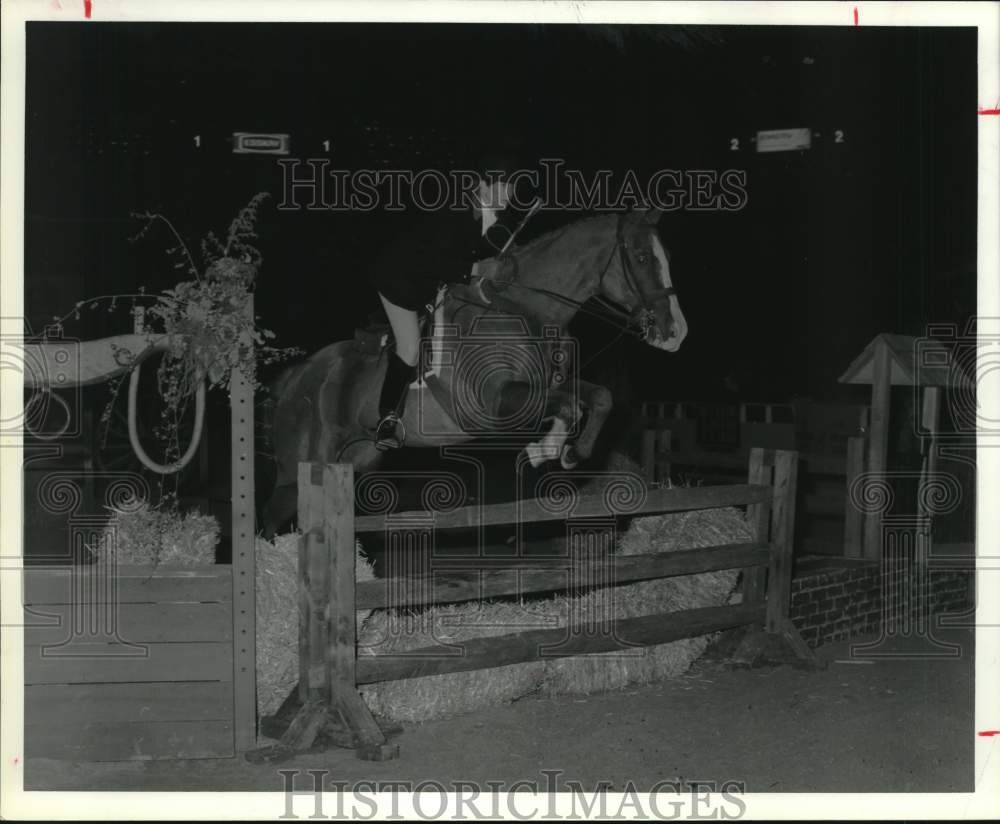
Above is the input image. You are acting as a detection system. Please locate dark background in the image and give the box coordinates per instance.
[24,22,977,407]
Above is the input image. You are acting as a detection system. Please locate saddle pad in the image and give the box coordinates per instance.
[418,373,462,433]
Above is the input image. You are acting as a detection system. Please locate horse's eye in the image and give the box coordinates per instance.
[636,252,648,265]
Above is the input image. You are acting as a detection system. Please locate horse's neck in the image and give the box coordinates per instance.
[488,217,614,329]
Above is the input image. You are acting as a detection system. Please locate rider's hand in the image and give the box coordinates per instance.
[477,257,502,281]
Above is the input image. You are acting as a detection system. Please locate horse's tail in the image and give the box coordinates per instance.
[255,362,300,465]
[269,361,298,402]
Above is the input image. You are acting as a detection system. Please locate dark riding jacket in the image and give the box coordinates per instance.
[373,180,536,312]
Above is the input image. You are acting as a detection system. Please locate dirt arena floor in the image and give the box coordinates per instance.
[23,624,974,796]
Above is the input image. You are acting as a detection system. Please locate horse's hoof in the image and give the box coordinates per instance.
[524,443,546,468]
[560,444,580,470]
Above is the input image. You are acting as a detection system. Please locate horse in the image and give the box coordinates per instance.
[261,207,687,536]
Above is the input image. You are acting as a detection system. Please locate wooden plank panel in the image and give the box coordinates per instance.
[356,483,771,533]
[802,490,846,517]
[25,642,233,684]
[356,602,766,684]
[24,566,232,605]
[25,681,232,725]
[24,602,232,646]
[662,449,847,477]
[356,542,771,610]
[24,719,234,761]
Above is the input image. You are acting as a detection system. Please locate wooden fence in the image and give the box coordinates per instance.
[640,401,869,556]
[252,448,814,763]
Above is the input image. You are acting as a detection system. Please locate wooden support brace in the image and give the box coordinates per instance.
[324,463,397,760]
[730,626,821,671]
[248,462,398,762]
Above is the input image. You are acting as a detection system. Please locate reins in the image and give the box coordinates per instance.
[470,213,673,338]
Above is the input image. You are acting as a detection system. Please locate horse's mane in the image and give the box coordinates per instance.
[512,212,617,259]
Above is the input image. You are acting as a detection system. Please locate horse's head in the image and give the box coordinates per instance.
[598,208,688,352]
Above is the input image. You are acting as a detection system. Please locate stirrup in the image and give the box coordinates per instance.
[374,412,405,451]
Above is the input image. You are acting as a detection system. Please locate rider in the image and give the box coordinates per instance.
[373,153,537,449]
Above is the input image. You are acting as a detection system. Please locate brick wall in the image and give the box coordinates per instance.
[788,562,973,649]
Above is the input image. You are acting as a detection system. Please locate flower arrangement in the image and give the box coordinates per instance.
[50,193,301,505]
[133,191,296,400]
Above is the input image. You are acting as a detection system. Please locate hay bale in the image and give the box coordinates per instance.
[89,498,219,566]
[360,506,749,722]
[539,507,747,695]
[358,603,547,722]
[254,533,375,718]
[598,449,646,477]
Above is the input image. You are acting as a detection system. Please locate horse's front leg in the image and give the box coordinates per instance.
[494,382,583,468]
[559,380,613,469]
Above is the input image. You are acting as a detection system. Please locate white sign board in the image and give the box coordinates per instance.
[233,132,290,155]
[756,127,811,153]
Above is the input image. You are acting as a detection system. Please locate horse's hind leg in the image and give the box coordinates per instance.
[261,483,298,538]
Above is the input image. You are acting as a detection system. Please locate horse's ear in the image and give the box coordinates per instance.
[642,206,663,225]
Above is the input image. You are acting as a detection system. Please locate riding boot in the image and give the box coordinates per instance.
[375,353,416,449]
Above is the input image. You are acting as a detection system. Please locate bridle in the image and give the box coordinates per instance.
[597,213,676,313]
[451,212,677,338]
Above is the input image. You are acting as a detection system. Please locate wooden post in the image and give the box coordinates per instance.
[863,341,892,560]
[734,448,816,669]
[324,464,356,697]
[656,429,672,485]
[641,429,656,484]
[765,450,798,633]
[323,463,395,760]
[741,447,771,605]
[844,435,867,558]
[297,463,329,703]
[230,298,257,753]
[249,462,397,763]
[918,387,941,526]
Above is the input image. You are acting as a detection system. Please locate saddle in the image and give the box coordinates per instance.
[357,285,464,431]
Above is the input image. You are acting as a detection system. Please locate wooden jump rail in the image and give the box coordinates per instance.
[641,426,869,557]
[251,447,813,763]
